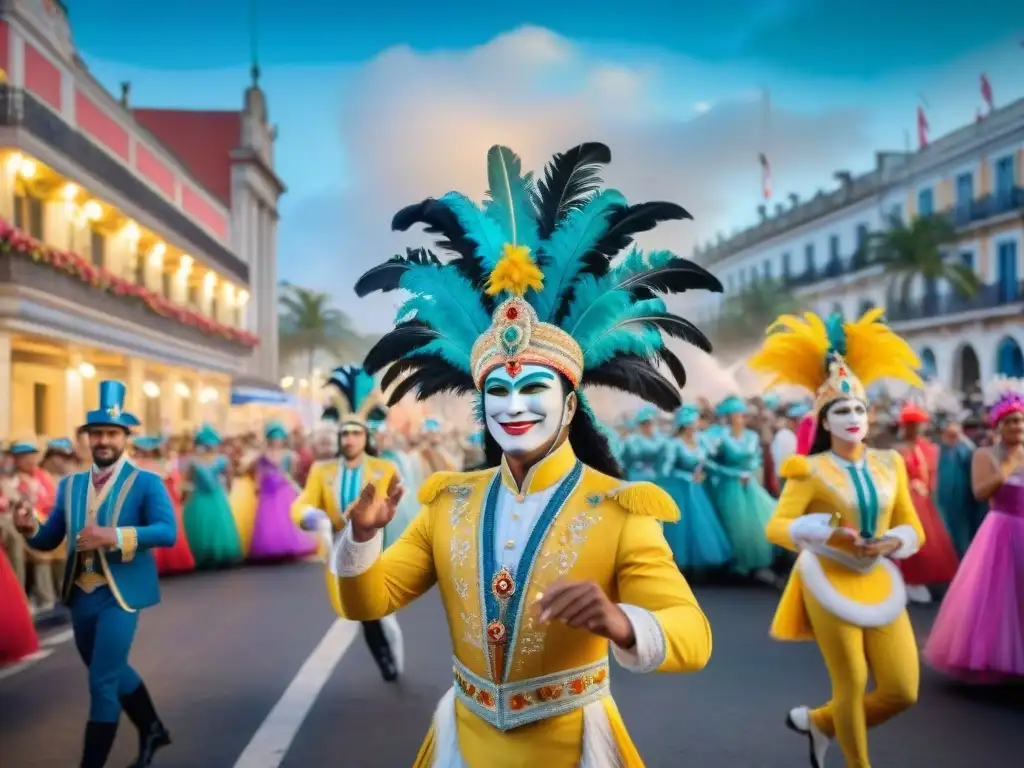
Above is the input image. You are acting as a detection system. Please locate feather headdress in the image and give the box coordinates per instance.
[983,374,1024,426]
[747,308,922,413]
[322,365,388,428]
[356,142,722,413]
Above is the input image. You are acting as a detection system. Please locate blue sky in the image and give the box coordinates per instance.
[68,1,1024,331]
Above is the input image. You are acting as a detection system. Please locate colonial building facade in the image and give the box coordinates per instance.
[691,97,1024,394]
[0,0,285,438]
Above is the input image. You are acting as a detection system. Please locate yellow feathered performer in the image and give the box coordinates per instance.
[748,308,924,768]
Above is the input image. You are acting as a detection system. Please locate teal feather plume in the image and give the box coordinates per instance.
[531,189,626,322]
[825,313,847,356]
[567,292,667,368]
[484,146,539,251]
[438,192,507,271]
[397,263,491,362]
[352,369,376,411]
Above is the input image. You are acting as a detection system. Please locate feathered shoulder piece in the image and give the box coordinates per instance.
[779,454,812,480]
[356,142,723,414]
[323,365,387,427]
[983,374,1024,426]
[747,308,922,413]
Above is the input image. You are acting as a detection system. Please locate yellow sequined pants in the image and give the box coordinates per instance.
[804,591,919,768]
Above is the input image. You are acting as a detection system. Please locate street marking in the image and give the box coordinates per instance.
[41,629,74,647]
[232,619,359,768]
[0,649,53,682]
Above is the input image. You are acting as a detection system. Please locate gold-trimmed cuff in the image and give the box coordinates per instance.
[118,526,139,562]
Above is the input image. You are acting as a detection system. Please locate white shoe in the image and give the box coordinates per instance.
[906,585,932,604]
[380,614,405,675]
[786,705,830,768]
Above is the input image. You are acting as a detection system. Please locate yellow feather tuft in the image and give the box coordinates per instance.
[843,311,922,389]
[485,244,544,297]
[609,482,680,522]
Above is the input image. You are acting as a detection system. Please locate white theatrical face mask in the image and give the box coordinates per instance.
[825,398,869,445]
[483,364,567,456]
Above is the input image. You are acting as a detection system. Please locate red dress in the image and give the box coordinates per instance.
[0,537,39,665]
[149,461,195,575]
[898,438,960,585]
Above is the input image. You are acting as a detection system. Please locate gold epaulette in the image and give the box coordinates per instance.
[417,469,493,505]
[606,481,679,523]
[780,455,811,480]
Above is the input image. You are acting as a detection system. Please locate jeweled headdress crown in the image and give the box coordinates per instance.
[747,309,921,413]
[355,143,722,414]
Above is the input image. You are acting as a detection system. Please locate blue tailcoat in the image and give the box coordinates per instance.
[27,460,176,611]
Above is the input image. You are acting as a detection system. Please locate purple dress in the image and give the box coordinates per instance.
[248,455,318,560]
[924,465,1024,681]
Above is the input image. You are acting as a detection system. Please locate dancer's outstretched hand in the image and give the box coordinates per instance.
[348,474,404,543]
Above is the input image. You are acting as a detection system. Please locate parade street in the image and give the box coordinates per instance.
[2,563,1021,768]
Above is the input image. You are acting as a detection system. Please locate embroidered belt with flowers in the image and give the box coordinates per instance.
[452,655,611,731]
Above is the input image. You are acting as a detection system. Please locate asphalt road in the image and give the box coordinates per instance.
[2,562,1021,767]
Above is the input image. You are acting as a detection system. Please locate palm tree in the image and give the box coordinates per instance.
[278,282,363,377]
[713,277,801,352]
[864,214,980,305]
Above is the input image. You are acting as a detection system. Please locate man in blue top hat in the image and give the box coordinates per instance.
[13,380,177,768]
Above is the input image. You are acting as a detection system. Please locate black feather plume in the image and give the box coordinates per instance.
[583,356,681,411]
[619,257,723,297]
[627,313,713,353]
[354,247,441,297]
[385,363,475,405]
[391,199,489,288]
[658,346,687,388]
[321,406,339,422]
[533,142,612,238]
[363,320,438,374]
[587,202,692,269]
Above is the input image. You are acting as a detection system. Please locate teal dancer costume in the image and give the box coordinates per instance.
[182,425,243,568]
[705,396,776,576]
[21,380,175,767]
[659,405,733,570]
[937,434,979,557]
[620,405,666,481]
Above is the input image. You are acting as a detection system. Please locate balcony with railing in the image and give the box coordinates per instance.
[949,186,1024,228]
[885,281,1024,323]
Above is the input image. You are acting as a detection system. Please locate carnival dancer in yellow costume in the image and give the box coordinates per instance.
[290,365,404,681]
[336,142,722,767]
[748,309,925,768]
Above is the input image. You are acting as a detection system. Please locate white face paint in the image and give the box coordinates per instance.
[483,364,567,456]
[824,398,869,445]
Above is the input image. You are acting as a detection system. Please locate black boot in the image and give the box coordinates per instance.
[362,621,398,682]
[81,722,118,768]
[120,684,171,767]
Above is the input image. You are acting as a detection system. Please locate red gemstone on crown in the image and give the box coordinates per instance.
[505,360,522,377]
[505,306,519,320]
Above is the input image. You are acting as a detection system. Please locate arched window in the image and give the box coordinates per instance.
[996,336,1024,378]
[919,347,938,381]
[858,299,876,317]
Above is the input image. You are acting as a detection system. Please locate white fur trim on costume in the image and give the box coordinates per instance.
[886,525,921,559]
[788,513,833,547]
[611,604,667,674]
[429,687,622,767]
[328,526,382,577]
[797,550,906,627]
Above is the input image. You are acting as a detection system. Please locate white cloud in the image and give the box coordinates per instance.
[286,25,871,333]
[694,101,712,114]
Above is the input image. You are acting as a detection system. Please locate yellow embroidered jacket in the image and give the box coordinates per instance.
[765,449,926,641]
[333,441,712,767]
[289,455,398,532]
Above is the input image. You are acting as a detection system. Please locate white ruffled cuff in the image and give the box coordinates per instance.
[611,604,666,674]
[886,525,921,559]
[329,526,383,577]
[788,513,833,547]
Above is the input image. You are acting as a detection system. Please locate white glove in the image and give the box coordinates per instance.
[300,508,329,531]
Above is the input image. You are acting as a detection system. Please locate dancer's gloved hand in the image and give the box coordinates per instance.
[300,509,329,531]
[348,475,404,543]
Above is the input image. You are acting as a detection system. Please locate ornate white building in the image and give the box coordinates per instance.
[691,97,1024,394]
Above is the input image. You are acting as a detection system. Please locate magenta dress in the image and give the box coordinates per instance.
[924,465,1024,681]
[247,455,318,561]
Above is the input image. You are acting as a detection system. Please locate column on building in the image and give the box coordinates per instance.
[189,373,204,431]
[263,205,279,382]
[64,348,87,437]
[124,358,146,431]
[0,331,11,439]
[0,156,18,222]
[247,198,261,374]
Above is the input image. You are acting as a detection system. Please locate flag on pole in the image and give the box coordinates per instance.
[917,105,929,149]
[759,152,771,200]
[980,73,994,113]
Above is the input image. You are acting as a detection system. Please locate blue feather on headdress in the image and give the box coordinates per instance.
[484,146,540,253]
[438,192,506,271]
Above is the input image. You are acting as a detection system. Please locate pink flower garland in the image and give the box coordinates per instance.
[989,393,1024,427]
[0,220,259,347]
